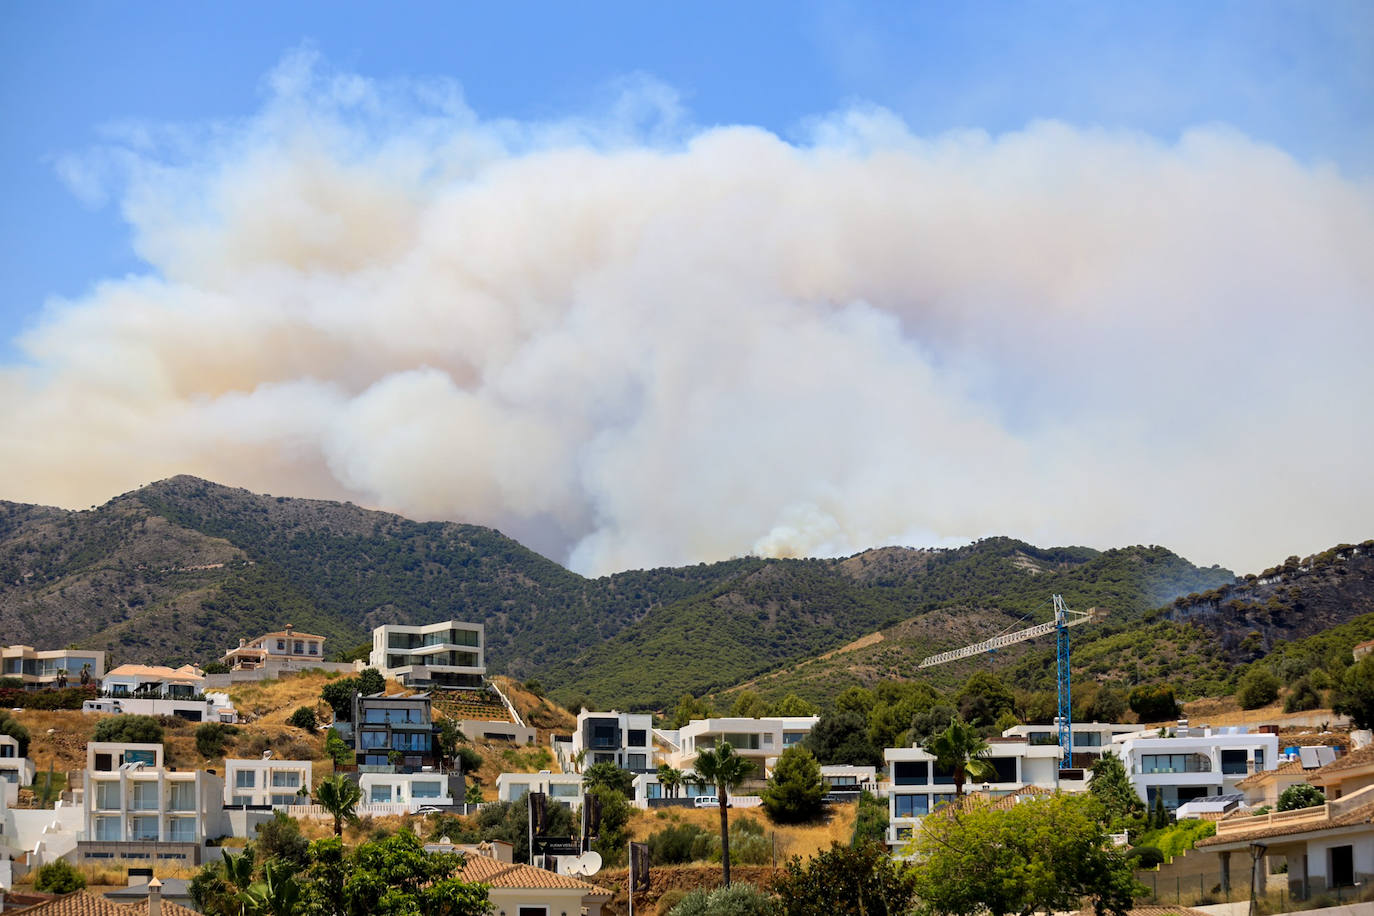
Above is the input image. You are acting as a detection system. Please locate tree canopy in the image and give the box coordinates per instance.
[760,746,827,823]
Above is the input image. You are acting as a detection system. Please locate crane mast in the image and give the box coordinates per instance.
[918,594,1093,770]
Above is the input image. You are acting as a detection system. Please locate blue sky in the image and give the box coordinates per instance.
[2,1,1370,357]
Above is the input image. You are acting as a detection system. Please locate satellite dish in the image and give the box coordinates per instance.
[565,851,602,876]
[439,835,451,845]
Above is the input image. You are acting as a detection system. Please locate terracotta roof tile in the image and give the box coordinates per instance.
[8,890,200,916]
[1236,759,1304,788]
[104,664,203,683]
[459,854,611,897]
[1197,800,1374,848]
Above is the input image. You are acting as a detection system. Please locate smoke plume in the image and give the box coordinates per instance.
[4,52,1372,575]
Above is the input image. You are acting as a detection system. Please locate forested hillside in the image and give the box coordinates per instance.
[553,541,1237,709]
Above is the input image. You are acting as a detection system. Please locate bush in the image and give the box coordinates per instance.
[455,745,483,775]
[93,714,163,744]
[1128,684,1178,722]
[1135,818,1216,859]
[1284,678,1322,713]
[325,728,353,767]
[1237,668,1280,710]
[1128,845,1165,868]
[202,662,230,674]
[321,678,359,721]
[0,685,97,710]
[194,722,240,758]
[0,713,31,756]
[287,707,318,731]
[357,668,385,696]
[646,822,710,865]
[1277,784,1325,812]
[761,746,826,824]
[657,889,689,915]
[669,883,780,916]
[252,811,309,872]
[34,858,86,893]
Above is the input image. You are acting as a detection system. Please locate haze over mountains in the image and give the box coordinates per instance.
[1,476,1370,711]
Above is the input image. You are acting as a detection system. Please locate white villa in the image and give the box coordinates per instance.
[225,758,313,808]
[370,620,485,690]
[662,716,820,778]
[1111,720,1278,812]
[569,710,654,772]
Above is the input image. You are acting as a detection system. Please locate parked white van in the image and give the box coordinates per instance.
[694,796,720,808]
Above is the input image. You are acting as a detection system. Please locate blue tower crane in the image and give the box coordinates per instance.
[919,594,1094,770]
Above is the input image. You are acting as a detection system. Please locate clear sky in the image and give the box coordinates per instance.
[1,1,1371,575]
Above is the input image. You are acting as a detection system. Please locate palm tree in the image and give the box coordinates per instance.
[693,741,754,887]
[79,663,92,687]
[55,669,67,689]
[314,774,362,837]
[656,763,684,799]
[927,717,997,803]
[245,860,301,916]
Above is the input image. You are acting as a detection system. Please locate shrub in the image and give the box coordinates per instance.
[646,822,710,865]
[34,858,86,893]
[0,713,31,756]
[657,889,689,915]
[1128,684,1178,722]
[1284,678,1322,713]
[195,722,240,758]
[287,707,318,731]
[251,811,309,872]
[1128,845,1165,868]
[455,745,483,775]
[357,668,385,696]
[1236,668,1280,710]
[670,883,780,916]
[325,728,353,767]
[202,662,230,674]
[1277,784,1325,812]
[93,714,163,744]
[760,746,826,823]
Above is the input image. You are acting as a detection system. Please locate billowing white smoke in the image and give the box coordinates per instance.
[4,52,1372,575]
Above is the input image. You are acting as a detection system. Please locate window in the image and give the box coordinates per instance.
[168,782,196,812]
[723,732,761,750]
[763,734,774,747]
[95,816,121,841]
[0,745,14,758]
[168,817,196,843]
[930,794,956,810]
[309,643,319,655]
[629,754,647,770]
[231,795,252,807]
[518,908,547,916]
[1220,749,1249,776]
[95,781,121,810]
[1332,845,1355,887]
[294,640,304,654]
[272,795,298,807]
[130,782,159,811]
[550,784,579,799]
[593,753,614,765]
[893,762,928,786]
[1141,754,1211,774]
[1255,748,1265,770]
[782,732,804,746]
[277,640,285,651]
[130,815,159,841]
[236,770,257,788]
[893,794,929,817]
[894,826,913,840]
[272,771,301,788]
[628,729,647,747]
[412,781,442,799]
[987,757,1017,784]
[125,749,156,767]
[371,785,393,803]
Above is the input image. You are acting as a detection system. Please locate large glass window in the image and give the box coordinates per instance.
[168,817,196,843]
[782,732,805,746]
[723,733,761,750]
[95,816,121,841]
[130,782,159,811]
[95,781,121,810]
[371,785,393,803]
[1220,749,1250,776]
[125,749,156,767]
[272,771,301,788]
[412,781,442,799]
[893,762,927,786]
[550,784,579,799]
[628,730,647,747]
[893,794,930,817]
[1141,754,1212,774]
[272,795,298,807]
[168,782,196,812]
[236,770,257,788]
[628,754,647,770]
[130,815,159,841]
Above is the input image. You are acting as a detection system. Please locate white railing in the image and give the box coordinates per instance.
[283,800,452,819]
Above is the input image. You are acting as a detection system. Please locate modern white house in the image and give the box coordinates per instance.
[822,764,878,794]
[221,624,327,672]
[357,771,457,810]
[497,771,584,809]
[79,742,226,865]
[0,734,34,804]
[83,689,237,724]
[224,758,313,808]
[0,645,105,688]
[884,737,1076,854]
[1112,721,1279,812]
[571,710,654,772]
[1000,722,1139,767]
[370,620,485,690]
[666,716,820,778]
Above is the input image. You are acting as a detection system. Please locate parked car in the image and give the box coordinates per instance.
[693,795,720,808]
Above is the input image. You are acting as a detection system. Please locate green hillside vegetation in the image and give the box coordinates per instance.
[558,542,1235,710]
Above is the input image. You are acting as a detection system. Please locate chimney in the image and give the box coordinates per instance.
[238,638,246,648]
[285,624,294,636]
[147,877,162,916]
